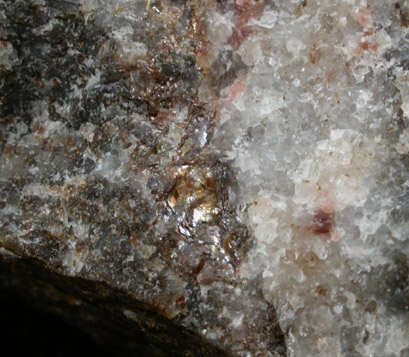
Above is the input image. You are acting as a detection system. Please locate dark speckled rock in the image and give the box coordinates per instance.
[0,0,286,356]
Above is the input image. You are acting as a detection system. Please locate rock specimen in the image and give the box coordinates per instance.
[0,0,284,355]
[207,1,409,356]
[1,0,409,356]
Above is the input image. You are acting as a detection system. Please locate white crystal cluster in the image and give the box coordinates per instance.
[208,0,409,355]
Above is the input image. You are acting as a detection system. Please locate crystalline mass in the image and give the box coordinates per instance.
[1,0,409,356]
[207,0,409,356]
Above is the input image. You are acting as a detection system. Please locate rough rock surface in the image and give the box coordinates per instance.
[1,0,409,356]
[0,0,284,356]
[207,1,409,356]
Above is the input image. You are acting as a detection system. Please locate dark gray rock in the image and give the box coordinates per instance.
[0,0,286,355]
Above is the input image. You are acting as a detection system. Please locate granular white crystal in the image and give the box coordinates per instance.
[207,0,409,355]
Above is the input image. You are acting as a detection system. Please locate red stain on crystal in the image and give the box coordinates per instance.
[353,7,373,30]
[228,76,247,101]
[227,0,264,50]
[311,209,334,235]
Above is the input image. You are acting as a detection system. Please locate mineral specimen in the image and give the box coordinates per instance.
[1,0,409,356]
[0,0,284,355]
[208,0,409,356]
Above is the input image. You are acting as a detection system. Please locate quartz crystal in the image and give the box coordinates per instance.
[207,1,409,356]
